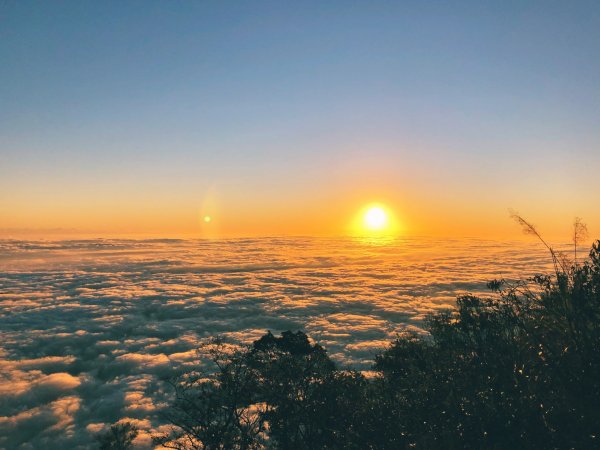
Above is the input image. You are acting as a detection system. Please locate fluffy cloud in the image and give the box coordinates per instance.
[0,237,557,448]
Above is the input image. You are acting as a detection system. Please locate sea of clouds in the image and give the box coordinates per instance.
[0,237,558,449]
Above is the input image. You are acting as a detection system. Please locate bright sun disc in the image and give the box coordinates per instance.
[364,206,388,231]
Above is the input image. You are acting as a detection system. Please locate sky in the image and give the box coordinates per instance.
[1,1,599,239]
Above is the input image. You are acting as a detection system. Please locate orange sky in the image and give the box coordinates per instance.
[2,176,597,240]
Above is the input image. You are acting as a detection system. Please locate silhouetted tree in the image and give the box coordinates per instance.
[96,422,138,450]
[153,339,268,450]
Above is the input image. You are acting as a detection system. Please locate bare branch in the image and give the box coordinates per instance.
[573,217,588,265]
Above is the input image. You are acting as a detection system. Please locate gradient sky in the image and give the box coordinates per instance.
[1,1,599,238]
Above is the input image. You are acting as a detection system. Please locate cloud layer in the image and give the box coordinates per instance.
[0,237,557,449]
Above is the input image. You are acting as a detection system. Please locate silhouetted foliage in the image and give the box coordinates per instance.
[96,421,138,450]
[157,241,600,449]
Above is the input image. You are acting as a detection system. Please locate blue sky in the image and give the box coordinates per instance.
[1,1,599,237]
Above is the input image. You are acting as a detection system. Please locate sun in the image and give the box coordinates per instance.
[364,206,388,231]
[350,203,400,237]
